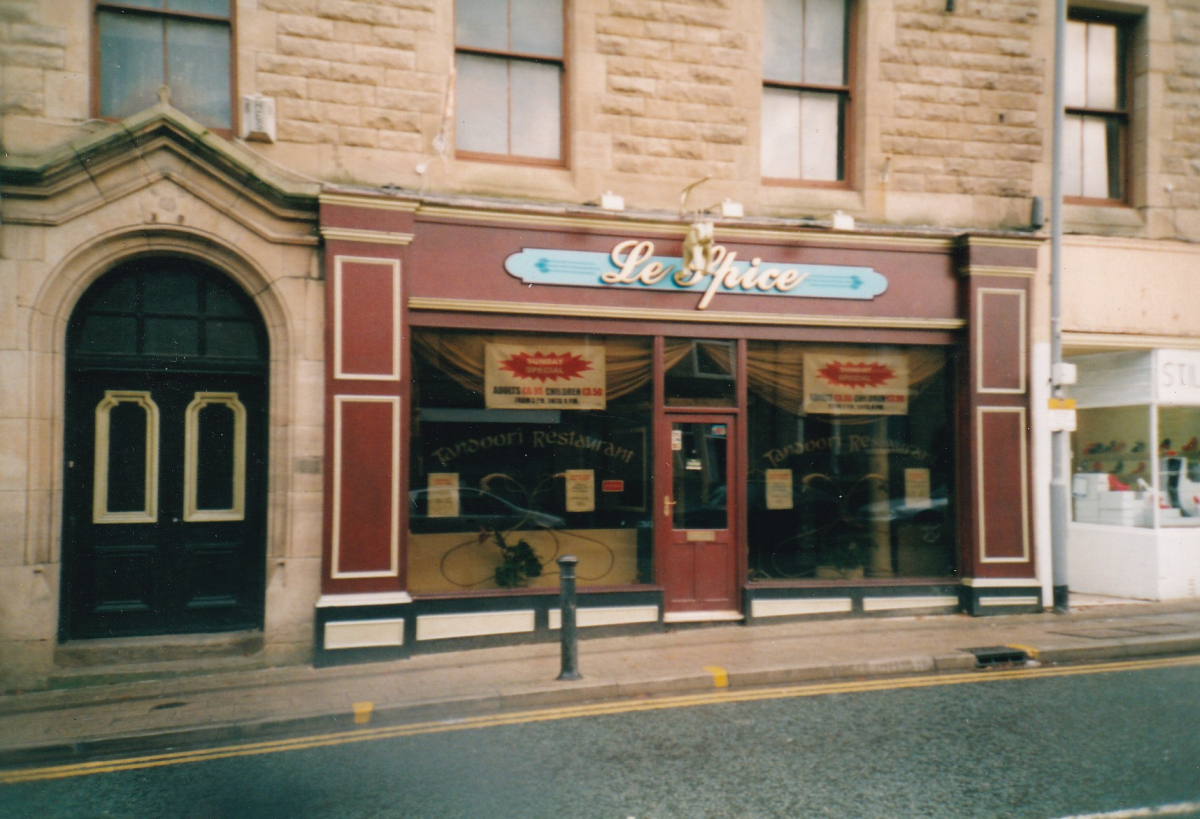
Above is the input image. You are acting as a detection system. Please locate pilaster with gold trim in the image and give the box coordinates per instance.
[319,193,418,606]
[957,235,1042,614]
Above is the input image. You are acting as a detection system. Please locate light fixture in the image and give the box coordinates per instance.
[600,191,625,211]
[718,199,744,218]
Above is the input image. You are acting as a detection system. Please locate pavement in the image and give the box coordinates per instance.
[4,594,1200,771]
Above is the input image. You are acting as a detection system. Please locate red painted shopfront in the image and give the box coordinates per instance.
[314,191,1038,663]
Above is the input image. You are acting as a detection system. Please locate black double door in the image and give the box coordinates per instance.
[62,369,268,639]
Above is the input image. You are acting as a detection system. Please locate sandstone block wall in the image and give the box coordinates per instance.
[6,0,1200,235]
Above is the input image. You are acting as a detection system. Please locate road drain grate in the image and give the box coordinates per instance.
[963,646,1028,668]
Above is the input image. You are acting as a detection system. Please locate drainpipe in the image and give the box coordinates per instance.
[1050,0,1070,612]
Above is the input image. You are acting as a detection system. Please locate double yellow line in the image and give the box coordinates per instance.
[5,653,1200,785]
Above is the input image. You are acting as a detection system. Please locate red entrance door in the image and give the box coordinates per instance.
[658,415,740,616]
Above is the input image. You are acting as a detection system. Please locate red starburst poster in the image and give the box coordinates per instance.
[802,354,909,415]
[485,344,606,410]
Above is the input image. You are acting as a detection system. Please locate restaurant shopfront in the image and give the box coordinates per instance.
[314,192,1040,663]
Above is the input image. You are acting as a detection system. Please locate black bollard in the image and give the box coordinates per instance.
[556,555,581,681]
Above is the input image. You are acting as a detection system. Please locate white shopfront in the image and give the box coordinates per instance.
[1066,349,1200,600]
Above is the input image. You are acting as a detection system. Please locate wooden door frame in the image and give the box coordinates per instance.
[59,260,271,640]
[651,336,749,613]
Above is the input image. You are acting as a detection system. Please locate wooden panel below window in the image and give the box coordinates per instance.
[332,397,400,578]
[335,257,400,381]
[976,288,1026,394]
[976,407,1030,564]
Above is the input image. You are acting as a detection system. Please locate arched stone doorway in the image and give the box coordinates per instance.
[60,257,270,640]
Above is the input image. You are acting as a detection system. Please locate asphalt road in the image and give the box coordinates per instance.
[3,659,1200,819]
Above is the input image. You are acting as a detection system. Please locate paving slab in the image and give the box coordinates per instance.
[3,598,1200,769]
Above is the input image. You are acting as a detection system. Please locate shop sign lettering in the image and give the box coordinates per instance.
[762,435,932,467]
[504,241,887,311]
[1155,349,1200,405]
[803,354,909,416]
[431,430,636,467]
[485,344,606,410]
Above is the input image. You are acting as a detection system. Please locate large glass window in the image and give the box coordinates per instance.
[409,330,651,592]
[1073,405,1200,528]
[1064,14,1129,202]
[455,0,564,162]
[746,342,955,580]
[96,0,232,131]
[761,0,850,183]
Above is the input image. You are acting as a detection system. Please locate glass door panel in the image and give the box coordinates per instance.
[671,422,729,530]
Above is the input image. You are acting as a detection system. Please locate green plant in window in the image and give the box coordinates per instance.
[490,529,544,588]
[824,531,869,571]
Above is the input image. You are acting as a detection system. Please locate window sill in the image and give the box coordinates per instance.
[1063,202,1145,236]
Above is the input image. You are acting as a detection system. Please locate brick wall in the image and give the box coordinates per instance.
[0,0,85,154]
[1164,2,1200,217]
[879,0,1044,200]
[595,0,749,182]
[13,0,1200,235]
[255,0,443,158]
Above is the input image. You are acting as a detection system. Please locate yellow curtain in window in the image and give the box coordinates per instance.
[413,331,657,402]
[745,341,946,414]
[413,332,947,413]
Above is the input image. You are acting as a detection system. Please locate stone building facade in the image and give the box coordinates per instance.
[2,0,1199,686]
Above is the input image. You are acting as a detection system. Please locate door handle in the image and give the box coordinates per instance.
[663,495,676,518]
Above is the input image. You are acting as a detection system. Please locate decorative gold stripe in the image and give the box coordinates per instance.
[716,227,956,250]
[415,205,683,234]
[331,395,401,580]
[407,297,966,331]
[976,288,1028,394]
[976,406,1031,565]
[319,193,420,212]
[93,391,159,525]
[961,265,1037,278]
[183,392,246,523]
[963,236,1044,250]
[415,205,959,249]
[321,227,415,246]
[1064,332,1200,351]
[333,256,402,381]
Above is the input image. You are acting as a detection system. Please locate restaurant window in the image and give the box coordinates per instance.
[1064,14,1130,202]
[454,0,564,162]
[746,343,955,580]
[664,339,737,407]
[761,0,850,183]
[409,330,651,593]
[96,0,233,131]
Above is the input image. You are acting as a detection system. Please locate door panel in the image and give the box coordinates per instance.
[63,372,267,638]
[62,260,270,640]
[658,415,740,613]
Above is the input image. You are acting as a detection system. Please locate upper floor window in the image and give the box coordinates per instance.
[454,0,564,163]
[1064,15,1128,202]
[95,0,233,132]
[761,0,850,184]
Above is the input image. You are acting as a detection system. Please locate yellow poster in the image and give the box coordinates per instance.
[427,473,460,518]
[564,469,595,513]
[803,354,909,416]
[765,469,794,510]
[485,344,606,410]
[904,468,932,509]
